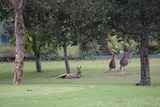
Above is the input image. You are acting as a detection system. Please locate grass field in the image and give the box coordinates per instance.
[0,45,14,56]
[0,58,160,107]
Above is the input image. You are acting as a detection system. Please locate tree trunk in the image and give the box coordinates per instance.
[139,34,150,86]
[9,0,26,84]
[63,42,71,74]
[32,35,42,72]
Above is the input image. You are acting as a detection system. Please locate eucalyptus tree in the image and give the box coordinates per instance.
[9,0,27,84]
[106,0,160,85]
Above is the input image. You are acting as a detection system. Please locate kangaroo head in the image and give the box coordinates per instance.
[77,66,82,75]
[112,52,116,58]
[129,48,134,53]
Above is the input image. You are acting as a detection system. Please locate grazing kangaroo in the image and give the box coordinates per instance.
[119,48,134,71]
[51,66,82,79]
[109,52,116,71]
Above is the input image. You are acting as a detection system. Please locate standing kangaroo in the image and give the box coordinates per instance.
[109,52,116,71]
[119,48,134,71]
[51,66,82,79]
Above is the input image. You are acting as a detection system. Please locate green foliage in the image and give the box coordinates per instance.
[0,0,14,37]
[107,35,138,54]
[107,0,160,39]
[2,0,159,56]
[0,19,14,39]
[148,41,159,54]
[0,0,13,21]
[9,30,34,54]
[25,33,33,53]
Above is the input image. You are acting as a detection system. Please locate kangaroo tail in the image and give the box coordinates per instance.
[50,74,67,80]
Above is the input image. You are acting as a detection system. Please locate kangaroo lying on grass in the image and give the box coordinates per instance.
[51,66,82,79]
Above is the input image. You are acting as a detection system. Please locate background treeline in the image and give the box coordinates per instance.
[0,0,160,59]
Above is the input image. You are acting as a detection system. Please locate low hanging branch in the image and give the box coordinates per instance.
[9,0,27,84]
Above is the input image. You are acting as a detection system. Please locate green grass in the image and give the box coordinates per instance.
[0,84,160,107]
[0,59,160,107]
[0,45,14,56]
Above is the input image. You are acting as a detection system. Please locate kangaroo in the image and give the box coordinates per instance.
[51,66,82,79]
[119,48,134,71]
[109,52,116,71]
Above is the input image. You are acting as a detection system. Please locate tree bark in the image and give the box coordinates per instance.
[32,35,42,72]
[9,0,27,84]
[63,42,71,74]
[140,34,150,86]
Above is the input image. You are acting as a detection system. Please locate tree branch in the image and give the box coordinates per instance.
[17,0,27,11]
[9,0,27,11]
[9,0,18,10]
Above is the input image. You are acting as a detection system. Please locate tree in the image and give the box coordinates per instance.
[51,1,73,73]
[106,0,160,85]
[71,0,159,85]
[74,0,112,56]
[23,0,78,73]
[47,0,84,73]
[24,0,76,73]
[51,0,103,73]
[23,0,52,72]
[9,0,27,84]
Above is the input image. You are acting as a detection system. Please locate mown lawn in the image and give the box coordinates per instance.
[0,58,160,107]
